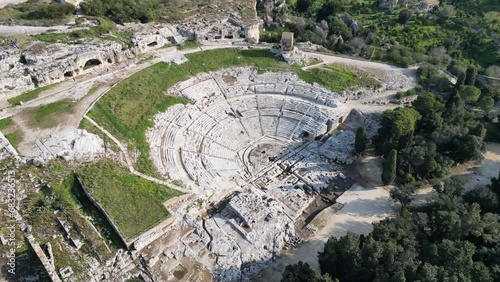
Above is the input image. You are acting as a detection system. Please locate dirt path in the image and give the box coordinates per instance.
[255,155,398,281]
[454,143,500,190]
[83,115,190,194]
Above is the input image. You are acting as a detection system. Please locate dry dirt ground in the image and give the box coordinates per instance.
[256,144,500,280]
[457,143,500,190]
[412,142,500,205]
[254,155,399,281]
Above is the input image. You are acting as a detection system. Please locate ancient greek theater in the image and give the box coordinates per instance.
[148,68,348,194]
[136,63,415,281]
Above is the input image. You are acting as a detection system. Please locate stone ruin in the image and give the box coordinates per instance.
[0,24,185,100]
[141,67,379,280]
[281,32,294,52]
[177,18,260,44]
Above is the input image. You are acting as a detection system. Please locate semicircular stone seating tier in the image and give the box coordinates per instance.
[147,67,349,192]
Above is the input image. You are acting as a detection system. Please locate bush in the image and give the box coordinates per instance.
[27,3,75,20]
[81,0,160,23]
[355,126,367,154]
[398,9,412,24]
[458,85,481,103]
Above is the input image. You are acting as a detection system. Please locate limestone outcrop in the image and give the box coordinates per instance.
[0,23,185,101]
[25,128,105,162]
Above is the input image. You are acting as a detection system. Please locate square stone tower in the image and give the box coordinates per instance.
[281,32,294,52]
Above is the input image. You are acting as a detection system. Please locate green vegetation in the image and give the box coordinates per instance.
[87,48,376,177]
[8,84,56,106]
[354,126,367,154]
[4,133,21,151]
[176,40,202,50]
[0,159,116,278]
[79,118,120,153]
[0,117,22,151]
[137,55,156,64]
[24,100,75,129]
[298,64,380,92]
[373,90,486,183]
[417,65,453,92]
[87,83,102,96]
[0,0,75,25]
[33,19,133,47]
[284,176,500,282]
[77,160,182,239]
[381,149,397,185]
[262,0,499,70]
[81,0,160,24]
[0,117,13,130]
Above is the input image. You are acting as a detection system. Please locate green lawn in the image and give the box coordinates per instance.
[77,160,182,240]
[4,133,21,151]
[0,118,13,130]
[8,84,57,106]
[298,64,381,92]
[25,100,75,129]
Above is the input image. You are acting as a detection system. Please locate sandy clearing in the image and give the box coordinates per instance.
[408,143,500,206]
[255,154,399,281]
[254,185,398,281]
[458,143,500,190]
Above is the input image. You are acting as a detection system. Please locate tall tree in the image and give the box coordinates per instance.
[465,65,477,86]
[355,126,368,154]
[382,149,397,185]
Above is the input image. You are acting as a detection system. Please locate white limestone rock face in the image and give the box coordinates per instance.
[0,132,18,161]
[342,109,379,137]
[0,49,34,97]
[210,188,295,281]
[26,128,104,162]
[319,130,355,164]
[24,42,131,87]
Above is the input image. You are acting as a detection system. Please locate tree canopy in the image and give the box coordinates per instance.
[283,176,500,282]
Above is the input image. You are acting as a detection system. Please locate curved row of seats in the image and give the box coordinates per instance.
[148,72,342,190]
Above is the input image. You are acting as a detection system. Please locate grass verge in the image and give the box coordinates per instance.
[8,84,57,106]
[0,117,13,130]
[77,160,182,240]
[176,40,201,50]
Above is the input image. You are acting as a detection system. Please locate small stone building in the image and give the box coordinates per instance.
[281,32,294,52]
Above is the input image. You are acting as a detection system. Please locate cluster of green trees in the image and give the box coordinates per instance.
[282,176,500,281]
[81,0,160,23]
[374,91,486,185]
[4,0,76,21]
[28,2,75,20]
[260,0,499,70]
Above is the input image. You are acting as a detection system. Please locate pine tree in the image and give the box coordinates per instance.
[382,149,397,185]
[355,126,368,154]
